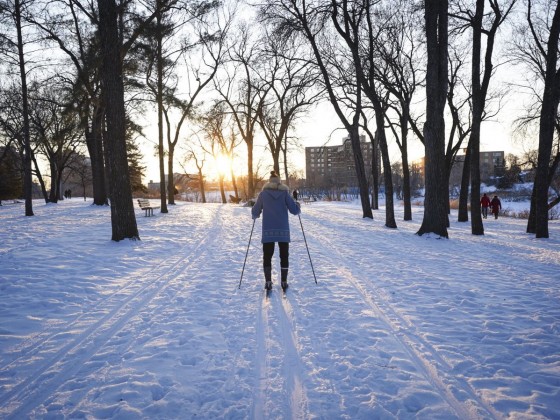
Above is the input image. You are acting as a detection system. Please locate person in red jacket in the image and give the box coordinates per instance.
[490,195,502,219]
[480,193,491,219]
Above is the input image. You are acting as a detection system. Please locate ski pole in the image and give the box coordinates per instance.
[238,218,256,289]
[298,213,317,284]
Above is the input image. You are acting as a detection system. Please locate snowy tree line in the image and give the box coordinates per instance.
[0,0,559,239]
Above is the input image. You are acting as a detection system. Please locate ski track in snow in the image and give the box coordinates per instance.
[0,205,225,418]
[251,280,309,418]
[300,209,497,419]
[1,199,559,419]
[295,203,559,419]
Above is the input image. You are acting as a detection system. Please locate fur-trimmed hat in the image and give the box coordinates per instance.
[269,171,280,183]
[263,171,288,191]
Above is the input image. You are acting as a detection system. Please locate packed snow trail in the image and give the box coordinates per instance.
[0,206,225,418]
[0,200,559,418]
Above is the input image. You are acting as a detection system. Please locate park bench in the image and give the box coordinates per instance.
[137,199,160,217]
[229,195,242,204]
[302,197,316,204]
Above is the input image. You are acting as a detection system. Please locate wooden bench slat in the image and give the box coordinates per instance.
[137,199,160,216]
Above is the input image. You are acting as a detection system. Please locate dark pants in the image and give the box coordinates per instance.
[263,242,289,269]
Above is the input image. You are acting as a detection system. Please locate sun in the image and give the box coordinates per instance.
[214,153,232,177]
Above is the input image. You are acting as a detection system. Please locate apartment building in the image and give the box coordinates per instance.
[305,135,374,187]
[413,150,505,187]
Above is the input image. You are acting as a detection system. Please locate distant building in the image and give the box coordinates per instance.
[450,150,505,185]
[305,135,375,188]
[413,150,505,188]
[148,173,199,195]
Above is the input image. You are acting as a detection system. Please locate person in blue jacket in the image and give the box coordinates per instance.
[252,171,301,291]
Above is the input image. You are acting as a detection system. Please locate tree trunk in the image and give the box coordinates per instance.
[86,106,108,205]
[49,161,58,203]
[31,153,49,203]
[15,0,33,216]
[156,2,168,213]
[348,124,373,219]
[469,121,484,235]
[231,168,239,200]
[397,104,412,221]
[247,137,255,198]
[198,168,206,203]
[374,117,397,228]
[468,0,485,236]
[417,0,449,238]
[98,0,139,241]
[219,174,226,204]
[458,144,471,222]
[401,152,412,221]
[167,149,175,205]
[533,1,560,238]
[371,131,379,210]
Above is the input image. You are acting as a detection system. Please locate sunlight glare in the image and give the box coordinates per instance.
[214,153,232,177]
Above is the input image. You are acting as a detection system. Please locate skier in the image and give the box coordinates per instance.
[480,193,491,219]
[490,195,502,219]
[251,171,301,291]
[292,189,298,201]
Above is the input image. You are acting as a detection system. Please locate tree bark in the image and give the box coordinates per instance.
[533,1,560,238]
[468,0,486,236]
[98,0,139,241]
[86,105,108,205]
[400,107,412,221]
[373,112,397,228]
[417,0,449,238]
[458,144,471,222]
[156,1,168,213]
[14,0,34,216]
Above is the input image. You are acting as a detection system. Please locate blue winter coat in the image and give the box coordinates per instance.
[251,180,301,243]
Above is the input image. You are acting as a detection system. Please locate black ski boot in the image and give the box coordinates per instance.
[264,266,272,291]
[281,268,289,291]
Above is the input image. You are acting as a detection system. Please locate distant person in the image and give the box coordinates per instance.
[490,195,502,219]
[292,189,298,201]
[251,171,301,291]
[480,193,491,219]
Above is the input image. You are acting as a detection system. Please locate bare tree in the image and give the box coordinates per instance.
[450,0,517,235]
[181,146,207,203]
[27,0,109,206]
[330,0,399,226]
[262,0,373,218]
[521,0,560,238]
[373,0,425,222]
[66,153,93,201]
[214,23,265,199]
[136,0,213,212]
[0,0,35,215]
[29,84,82,202]
[160,5,230,206]
[255,31,322,180]
[198,102,242,203]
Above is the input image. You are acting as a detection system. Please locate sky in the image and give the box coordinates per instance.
[138,2,538,185]
[0,197,558,418]
[141,91,530,184]
[141,57,537,182]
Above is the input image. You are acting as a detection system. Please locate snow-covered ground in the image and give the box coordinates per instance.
[0,198,559,419]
